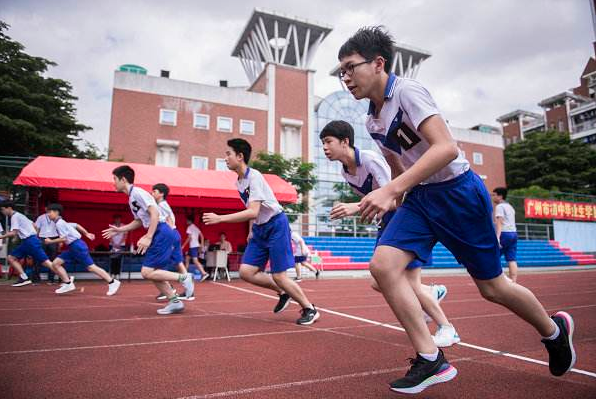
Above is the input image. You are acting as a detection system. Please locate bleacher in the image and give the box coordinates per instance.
[304,237,596,270]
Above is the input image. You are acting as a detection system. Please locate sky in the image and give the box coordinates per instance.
[1,0,594,153]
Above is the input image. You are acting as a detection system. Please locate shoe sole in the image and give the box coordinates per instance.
[434,335,461,348]
[107,282,121,296]
[12,281,32,287]
[390,364,458,394]
[157,305,185,315]
[297,311,320,325]
[554,311,576,374]
[56,285,76,294]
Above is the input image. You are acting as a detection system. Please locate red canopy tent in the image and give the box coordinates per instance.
[13,156,297,250]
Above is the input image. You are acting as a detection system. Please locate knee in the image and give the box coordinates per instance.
[478,284,504,304]
[7,255,16,263]
[140,269,152,279]
[370,278,381,292]
[369,259,394,281]
[271,273,287,286]
[238,266,254,282]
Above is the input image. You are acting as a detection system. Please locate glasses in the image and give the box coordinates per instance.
[339,60,372,79]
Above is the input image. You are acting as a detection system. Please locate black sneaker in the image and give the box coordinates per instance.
[273,293,291,313]
[315,270,320,279]
[389,350,457,394]
[12,277,32,287]
[296,306,320,325]
[293,277,302,282]
[542,311,576,376]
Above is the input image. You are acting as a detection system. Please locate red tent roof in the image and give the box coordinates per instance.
[13,156,297,204]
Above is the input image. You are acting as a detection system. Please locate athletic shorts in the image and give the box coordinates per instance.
[242,212,294,273]
[500,231,518,262]
[10,235,49,264]
[143,222,174,269]
[58,239,94,268]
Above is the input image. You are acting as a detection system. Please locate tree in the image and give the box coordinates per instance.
[250,152,316,220]
[505,130,596,195]
[333,181,361,204]
[0,21,102,160]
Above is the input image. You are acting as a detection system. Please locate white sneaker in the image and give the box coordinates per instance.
[55,276,76,294]
[107,279,121,296]
[157,300,185,315]
[182,274,194,299]
[433,325,461,348]
[431,284,448,302]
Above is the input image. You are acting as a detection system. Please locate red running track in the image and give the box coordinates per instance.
[0,269,595,398]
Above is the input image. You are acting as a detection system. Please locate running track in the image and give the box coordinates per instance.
[1,269,595,398]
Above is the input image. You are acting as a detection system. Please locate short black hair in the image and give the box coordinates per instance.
[0,200,15,209]
[338,26,395,74]
[186,215,194,222]
[219,232,226,237]
[152,183,170,199]
[493,187,508,200]
[112,165,135,184]
[227,138,252,163]
[47,203,64,215]
[320,120,355,148]
[113,214,122,219]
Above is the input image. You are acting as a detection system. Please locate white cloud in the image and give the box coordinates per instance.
[1,0,593,152]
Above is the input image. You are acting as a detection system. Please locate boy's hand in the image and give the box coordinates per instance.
[359,186,402,224]
[102,225,121,239]
[136,235,152,254]
[44,238,52,245]
[86,233,96,241]
[330,202,360,220]
[203,213,222,225]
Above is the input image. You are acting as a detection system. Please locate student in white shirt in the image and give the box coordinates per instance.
[182,216,207,281]
[492,187,519,282]
[290,231,319,282]
[203,138,320,325]
[108,214,127,280]
[34,206,60,283]
[102,165,193,315]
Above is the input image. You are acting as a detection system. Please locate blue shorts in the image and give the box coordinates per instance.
[500,232,518,262]
[188,246,199,258]
[58,239,95,268]
[294,255,307,263]
[143,222,174,269]
[377,211,431,269]
[10,235,49,264]
[242,212,294,273]
[170,229,183,265]
[378,169,501,280]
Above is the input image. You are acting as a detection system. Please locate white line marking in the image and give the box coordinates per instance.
[216,283,596,379]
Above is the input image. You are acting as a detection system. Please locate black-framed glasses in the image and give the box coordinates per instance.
[339,60,372,79]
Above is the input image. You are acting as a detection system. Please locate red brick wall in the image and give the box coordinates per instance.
[501,121,521,144]
[545,105,569,132]
[108,89,268,169]
[457,142,505,191]
[248,69,268,94]
[274,65,309,161]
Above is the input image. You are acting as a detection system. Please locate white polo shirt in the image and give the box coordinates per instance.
[290,231,309,257]
[158,200,176,227]
[186,224,201,248]
[11,212,37,239]
[35,214,58,238]
[128,186,165,229]
[54,218,81,245]
[236,168,283,225]
[341,148,391,197]
[365,73,469,184]
[495,202,517,232]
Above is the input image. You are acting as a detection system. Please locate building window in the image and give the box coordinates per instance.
[215,158,228,171]
[472,152,483,165]
[155,139,179,167]
[240,119,255,135]
[191,156,208,170]
[159,109,177,126]
[217,116,233,132]
[193,114,209,130]
[280,117,303,159]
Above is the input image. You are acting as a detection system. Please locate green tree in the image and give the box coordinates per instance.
[250,152,316,220]
[504,130,596,194]
[0,21,102,160]
[333,181,361,204]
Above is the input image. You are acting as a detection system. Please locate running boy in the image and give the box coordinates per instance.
[152,183,195,300]
[102,166,193,315]
[290,230,320,282]
[492,187,518,282]
[320,120,458,348]
[338,26,575,393]
[182,216,208,281]
[0,200,68,287]
[203,138,320,325]
[45,203,121,295]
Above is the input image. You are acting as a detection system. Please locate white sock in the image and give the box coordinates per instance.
[420,350,439,362]
[20,273,28,280]
[543,320,560,341]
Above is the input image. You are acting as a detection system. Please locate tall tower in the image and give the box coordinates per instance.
[231,8,332,160]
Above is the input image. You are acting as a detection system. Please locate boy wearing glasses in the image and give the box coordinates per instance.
[338,26,575,393]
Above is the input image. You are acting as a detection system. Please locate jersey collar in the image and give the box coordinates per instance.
[367,73,398,115]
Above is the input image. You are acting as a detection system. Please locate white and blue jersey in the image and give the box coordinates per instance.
[54,218,95,268]
[341,148,391,197]
[236,168,283,225]
[35,214,58,238]
[54,218,82,245]
[10,212,37,239]
[365,73,469,184]
[128,186,165,229]
[9,212,49,263]
[157,200,176,227]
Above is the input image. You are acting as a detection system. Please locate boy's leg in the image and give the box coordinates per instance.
[7,255,27,278]
[507,261,519,283]
[406,268,449,327]
[370,246,437,355]
[239,264,283,293]
[192,257,207,275]
[302,260,318,273]
[141,267,185,283]
[48,258,70,283]
[87,264,112,282]
[294,262,302,279]
[176,263,188,274]
[272,271,313,309]
[52,257,76,294]
[474,274,555,337]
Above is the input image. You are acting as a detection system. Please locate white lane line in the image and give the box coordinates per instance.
[216,283,596,379]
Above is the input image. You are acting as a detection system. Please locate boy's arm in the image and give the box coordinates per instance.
[0,230,18,240]
[75,223,95,241]
[44,236,67,245]
[199,231,205,248]
[181,236,190,249]
[360,116,459,222]
[203,201,261,225]
[102,219,142,239]
[135,205,159,254]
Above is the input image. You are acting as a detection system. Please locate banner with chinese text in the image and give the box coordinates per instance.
[524,198,596,222]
